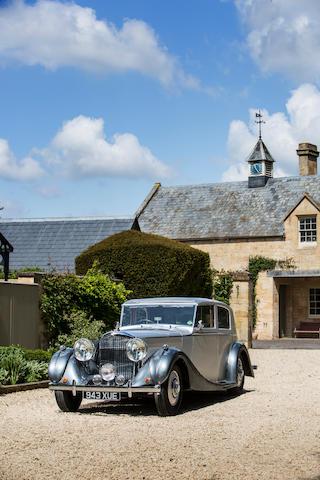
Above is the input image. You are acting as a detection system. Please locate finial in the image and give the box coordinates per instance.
[255,109,265,140]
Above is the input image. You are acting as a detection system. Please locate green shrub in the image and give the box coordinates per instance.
[40,267,130,346]
[56,311,105,348]
[23,349,52,363]
[75,230,213,299]
[0,367,9,385]
[40,273,80,344]
[1,350,26,385]
[24,361,48,383]
[0,346,49,385]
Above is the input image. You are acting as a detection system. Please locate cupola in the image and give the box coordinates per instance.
[247,110,275,188]
[247,138,275,188]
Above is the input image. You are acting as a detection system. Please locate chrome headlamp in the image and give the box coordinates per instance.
[74,338,95,362]
[126,338,148,362]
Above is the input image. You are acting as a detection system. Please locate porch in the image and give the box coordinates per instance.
[255,270,320,340]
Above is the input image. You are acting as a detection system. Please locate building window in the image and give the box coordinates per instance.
[299,216,317,243]
[310,288,320,315]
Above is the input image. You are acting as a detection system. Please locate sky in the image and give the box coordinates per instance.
[1,0,320,218]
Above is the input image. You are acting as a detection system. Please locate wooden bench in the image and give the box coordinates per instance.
[294,322,320,338]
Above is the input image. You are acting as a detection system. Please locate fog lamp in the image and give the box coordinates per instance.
[93,374,102,385]
[100,363,116,381]
[115,375,125,386]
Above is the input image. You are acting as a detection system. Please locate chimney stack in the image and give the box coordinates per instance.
[297,142,319,176]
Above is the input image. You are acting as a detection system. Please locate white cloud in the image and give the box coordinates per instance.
[222,83,320,181]
[236,0,320,82]
[0,0,209,91]
[0,138,44,181]
[46,115,173,180]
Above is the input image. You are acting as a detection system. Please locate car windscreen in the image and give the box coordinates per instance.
[121,305,196,327]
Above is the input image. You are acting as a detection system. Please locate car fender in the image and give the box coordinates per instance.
[48,347,73,383]
[132,347,185,387]
[225,342,254,383]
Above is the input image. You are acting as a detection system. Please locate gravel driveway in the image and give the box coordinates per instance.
[0,349,319,480]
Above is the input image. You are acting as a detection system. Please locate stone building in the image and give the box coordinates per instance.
[137,140,320,341]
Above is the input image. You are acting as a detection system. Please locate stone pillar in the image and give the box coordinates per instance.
[229,272,252,348]
[255,272,275,339]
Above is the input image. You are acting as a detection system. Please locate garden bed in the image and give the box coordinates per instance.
[0,380,49,394]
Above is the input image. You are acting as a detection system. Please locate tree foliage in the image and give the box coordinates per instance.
[56,311,105,348]
[40,266,130,346]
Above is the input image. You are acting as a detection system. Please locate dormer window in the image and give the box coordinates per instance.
[299,216,317,244]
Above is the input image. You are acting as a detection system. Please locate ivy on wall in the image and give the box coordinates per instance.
[248,256,296,328]
[211,269,233,304]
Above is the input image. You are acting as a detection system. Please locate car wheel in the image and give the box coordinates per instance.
[154,365,183,416]
[54,390,82,412]
[231,356,245,394]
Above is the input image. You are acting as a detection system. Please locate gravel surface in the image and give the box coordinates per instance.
[0,350,319,480]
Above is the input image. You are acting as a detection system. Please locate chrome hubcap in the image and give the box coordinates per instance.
[167,370,181,406]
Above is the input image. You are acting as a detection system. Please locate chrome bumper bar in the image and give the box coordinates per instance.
[49,384,161,398]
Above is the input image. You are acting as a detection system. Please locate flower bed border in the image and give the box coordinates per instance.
[0,380,49,394]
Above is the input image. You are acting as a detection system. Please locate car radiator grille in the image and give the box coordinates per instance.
[98,334,135,384]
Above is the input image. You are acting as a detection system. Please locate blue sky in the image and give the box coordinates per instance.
[1,0,320,218]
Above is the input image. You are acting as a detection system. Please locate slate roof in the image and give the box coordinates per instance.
[138,175,320,240]
[0,216,138,272]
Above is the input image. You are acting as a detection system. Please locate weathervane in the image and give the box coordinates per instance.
[255,110,265,140]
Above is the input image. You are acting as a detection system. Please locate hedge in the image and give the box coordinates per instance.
[75,230,213,299]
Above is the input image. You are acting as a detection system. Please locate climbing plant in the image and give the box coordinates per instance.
[248,256,295,328]
[211,269,233,304]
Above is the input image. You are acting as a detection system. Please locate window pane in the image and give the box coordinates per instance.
[218,307,230,329]
[195,306,211,328]
[309,288,320,316]
[300,217,317,243]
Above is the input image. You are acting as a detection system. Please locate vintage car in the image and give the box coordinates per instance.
[48,297,254,416]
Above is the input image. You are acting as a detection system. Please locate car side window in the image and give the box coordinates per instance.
[195,306,211,328]
[217,307,230,329]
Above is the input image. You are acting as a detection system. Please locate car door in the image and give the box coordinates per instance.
[215,305,234,379]
[188,305,220,382]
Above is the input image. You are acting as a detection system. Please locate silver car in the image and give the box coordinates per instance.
[49,297,254,416]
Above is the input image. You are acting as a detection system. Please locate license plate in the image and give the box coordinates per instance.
[83,391,121,401]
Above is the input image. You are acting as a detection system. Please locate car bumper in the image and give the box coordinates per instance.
[49,383,161,398]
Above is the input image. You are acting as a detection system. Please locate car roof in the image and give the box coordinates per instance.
[123,297,228,307]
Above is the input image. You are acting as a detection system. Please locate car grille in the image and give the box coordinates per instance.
[98,333,135,384]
